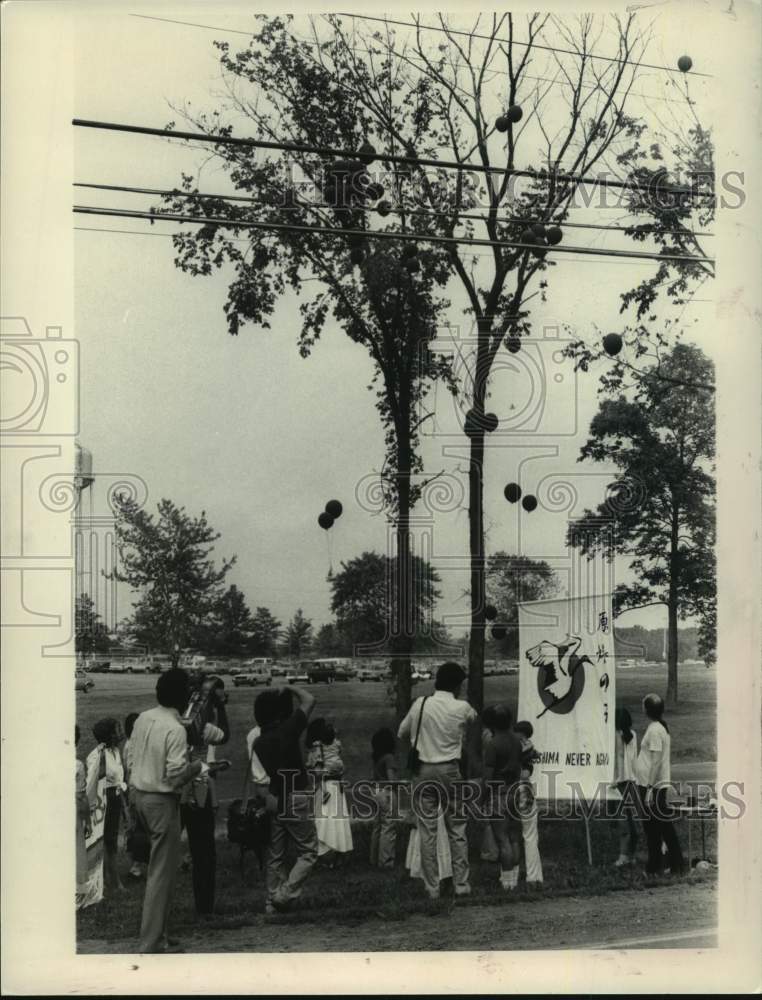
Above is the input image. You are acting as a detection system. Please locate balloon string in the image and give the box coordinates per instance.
[326,532,334,576]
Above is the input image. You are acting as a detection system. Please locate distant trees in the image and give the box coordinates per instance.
[75,594,111,655]
[202,584,255,656]
[109,498,235,667]
[285,608,314,659]
[249,606,283,657]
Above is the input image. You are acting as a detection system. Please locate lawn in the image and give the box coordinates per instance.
[75,663,717,950]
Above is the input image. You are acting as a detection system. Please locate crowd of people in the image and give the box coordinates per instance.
[75,661,683,953]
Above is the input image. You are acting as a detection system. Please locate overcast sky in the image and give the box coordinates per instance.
[72,8,715,636]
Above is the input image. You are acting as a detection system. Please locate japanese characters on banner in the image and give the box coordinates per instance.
[517,593,615,801]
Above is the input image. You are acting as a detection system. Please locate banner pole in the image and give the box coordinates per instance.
[584,807,593,866]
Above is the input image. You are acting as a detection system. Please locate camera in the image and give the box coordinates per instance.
[0,317,79,435]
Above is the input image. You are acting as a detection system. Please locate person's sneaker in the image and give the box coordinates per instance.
[614,855,629,868]
[454,884,472,898]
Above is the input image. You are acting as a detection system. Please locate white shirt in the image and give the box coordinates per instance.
[130,705,192,794]
[636,721,671,787]
[613,730,638,783]
[245,726,270,786]
[398,690,477,764]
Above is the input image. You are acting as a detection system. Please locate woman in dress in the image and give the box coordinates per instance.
[306,718,353,863]
[85,717,127,896]
[613,707,639,867]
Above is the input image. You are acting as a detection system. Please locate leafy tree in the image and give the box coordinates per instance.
[329,550,443,655]
[568,343,715,704]
[313,622,350,657]
[75,594,111,655]
[160,13,655,715]
[204,584,255,656]
[286,608,314,659]
[249,606,283,657]
[485,553,559,659]
[109,498,235,667]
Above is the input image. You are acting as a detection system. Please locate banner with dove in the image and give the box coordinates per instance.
[517,593,615,801]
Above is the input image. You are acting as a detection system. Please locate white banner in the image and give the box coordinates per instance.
[518,594,615,801]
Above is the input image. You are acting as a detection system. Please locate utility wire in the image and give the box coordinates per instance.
[72,118,706,196]
[73,181,715,238]
[334,13,714,79]
[72,205,714,264]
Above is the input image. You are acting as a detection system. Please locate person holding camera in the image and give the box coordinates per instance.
[130,668,211,954]
[179,675,230,918]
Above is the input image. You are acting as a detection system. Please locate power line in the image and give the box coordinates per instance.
[128,13,700,108]
[72,205,714,264]
[334,13,714,79]
[72,118,706,196]
[73,181,715,239]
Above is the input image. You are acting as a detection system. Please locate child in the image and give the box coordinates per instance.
[514,719,544,886]
[122,712,147,880]
[306,718,353,863]
[370,728,398,868]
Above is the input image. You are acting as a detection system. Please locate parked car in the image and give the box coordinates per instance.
[359,668,382,682]
[87,660,111,673]
[286,670,309,684]
[271,665,289,678]
[233,670,272,687]
[239,661,273,686]
[333,666,353,681]
[303,661,336,684]
[75,669,94,693]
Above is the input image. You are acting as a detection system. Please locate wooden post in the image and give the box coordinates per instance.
[584,810,593,866]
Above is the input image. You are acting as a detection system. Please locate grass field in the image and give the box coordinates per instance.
[76,663,717,950]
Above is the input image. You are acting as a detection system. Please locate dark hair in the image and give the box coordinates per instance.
[124,712,140,739]
[277,687,294,721]
[75,724,80,747]
[371,727,396,762]
[322,722,336,745]
[435,661,466,692]
[156,668,191,711]
[306,717,327,746]
[254,689,282,728]
[491,705,513,731]
[481,705,498,731]
[515,720,534,739]
[615,707,634,744]
[643,693,669,733]
[92,717,119,745]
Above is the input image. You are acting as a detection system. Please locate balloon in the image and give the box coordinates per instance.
[522,494,538,512]
[677,55,692,73]
[358,141,377,164]
[483,412,499,433]
[377,200,392,217]
[531,222,546,238]
[504,482,522,503]
[484,604,498,621]
[507,104,523,123]
[403,243,419,259]
[546,226,563,245]
[531,239,548,260]
[495,116,509,133]
[507,335,521,354]
[603,333,623,356]
[520,227,536,246]
[325,500,343,519]
[491,625,507,640]
[318,512,334,530]
[365,182,384,201]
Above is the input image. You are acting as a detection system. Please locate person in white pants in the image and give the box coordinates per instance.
[515,720,543,886]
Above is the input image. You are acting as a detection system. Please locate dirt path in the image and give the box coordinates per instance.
[79,880,716,954]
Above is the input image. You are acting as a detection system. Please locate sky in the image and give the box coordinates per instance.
[71,8,716,637]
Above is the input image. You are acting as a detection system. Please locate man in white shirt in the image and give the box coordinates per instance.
[398,662,478,900]
[130,669,209,953]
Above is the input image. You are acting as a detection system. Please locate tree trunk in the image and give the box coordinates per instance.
[665,501,680,705]
[392,430,414,723]
[466,315,491,715]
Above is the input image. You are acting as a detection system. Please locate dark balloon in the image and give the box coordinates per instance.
[365,182,385,201]
[531,222,546,238]
[318,512,334,530]
[491,625,507,640]
[546,225,563,245]
[677,55,692,73]
[484,604,498,621]
[483,412,499,433]
[603,333,623,356]
[520,227,536,246]
[522,494,538,512]
[403,243,419,259]
[507,335,521,354]
[495,116,509,132]
[531,240,548,260]
[325,500,343,519]
[504,482,522,503]
[507,104,523,123]
[358,141,377,164]
[377,200,392,217]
